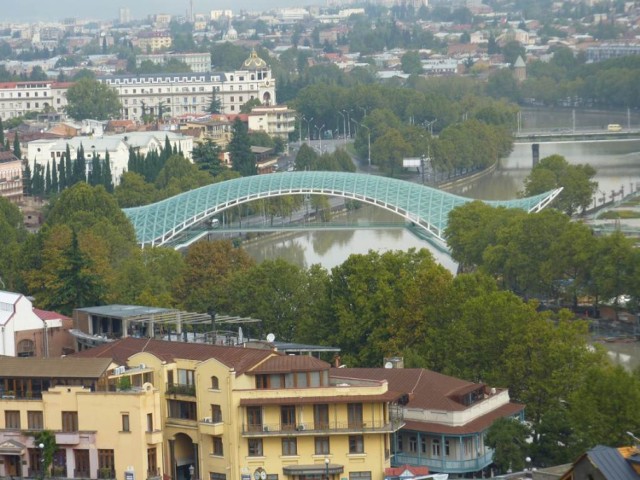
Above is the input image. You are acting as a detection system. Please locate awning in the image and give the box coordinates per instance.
[0,439,25,455]
[283,464,344,476]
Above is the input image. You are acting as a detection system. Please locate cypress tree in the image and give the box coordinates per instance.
[45,161,51,195]
[90,155,101,186]
[13,132,21,159]
[103,151,113,193]
[163,135,172,160]
[0,117,4,148]
[32,163,45,196]
[58,157,66,190]
[51,158,59,194]
[65,144,72,186]
[23,160,32,195]
[75,144,86,184]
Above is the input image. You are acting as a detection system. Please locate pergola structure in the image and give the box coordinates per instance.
[123,171,562,248]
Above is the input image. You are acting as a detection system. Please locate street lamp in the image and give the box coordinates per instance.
[315,124,325,153]
[303,116,314,142]
[324,457,330,480]
[39,442,45,480]
[342,110,351,138]
[189,464,195,480]
[351,119,370,167]
[525,456,531,471]
[337,111,346,145]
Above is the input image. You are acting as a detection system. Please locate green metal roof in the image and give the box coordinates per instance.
[123,171,562,248]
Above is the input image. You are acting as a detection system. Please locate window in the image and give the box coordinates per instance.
[349,435,364,454]
[210,474,226,480]
[314,404,329,429]
[248,439,263,456]
[18,339,35,357]
[432,439,440,457]
[246,406,262,431]
[211,404,222,423]
[420,436,427,454]
[445,440,450,456]
[62,412,78,432]
[167,400,197,420]
[74,450,90,477]
[98,449,115,477]
[147,413,153,432]
[349,473,371,480]
[29,448,44,476]
[122,414,130,432]
[282,437,297,456]
[397,436,403,451]
[315,436,330,455]
[28,411,43,430]
[213,437,223,456]
[211,376,219,389]
[147,448,157,476]
[347,403,363,428]
[5,410,20,429]
[281,405,296,430]
[409,436,417,453]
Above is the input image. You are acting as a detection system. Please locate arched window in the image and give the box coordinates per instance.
[17,339,35,357]
[211,376,219,390]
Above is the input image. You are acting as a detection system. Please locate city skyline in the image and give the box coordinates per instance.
[2,0,317,22]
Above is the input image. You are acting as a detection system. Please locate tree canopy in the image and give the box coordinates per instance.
[65,78,121,120]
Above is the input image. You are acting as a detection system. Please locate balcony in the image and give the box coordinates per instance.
[56,432,80,445]
[199,417,224,436]
[242,420,395,437]
[166,383,195,397]
[391,450,494,474]
[145,429,163,444]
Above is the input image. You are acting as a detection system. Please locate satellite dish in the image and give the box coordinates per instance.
[266,333,275,343]
[384,361,394,369]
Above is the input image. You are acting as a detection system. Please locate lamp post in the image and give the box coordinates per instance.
[315,124,325,153]
[343,110,351,138]
[189,464,195,480]
[39,442,45,480]
[324,457,329,480]
[303,116,313,142]
[351,119,370,167]
[525,456,531,473]
[337,111,346,145]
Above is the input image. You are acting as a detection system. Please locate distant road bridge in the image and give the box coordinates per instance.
[123,171,562,249]
[514,128,640,142]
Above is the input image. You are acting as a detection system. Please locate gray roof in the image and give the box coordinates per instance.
[75,304,175,319]
[273,341,340,353]
[587,445,639,480]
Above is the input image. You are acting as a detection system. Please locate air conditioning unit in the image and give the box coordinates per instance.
[203,417,212,423]
[263,426,269,432]
[139,363,146,369]
[297,425,306,431]
[114,366,126,375]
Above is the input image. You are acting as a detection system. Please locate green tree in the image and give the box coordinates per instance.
[208,91,222,114]
[65,78,122,120]
[229,118,256,176]
[485,417,531,474]
[523,154,597,216]
[502,40,526,66]
[114,172,157,207]
[400,50,423,75]
[13,132,21,159]
[240,98,262,114]
[34,430,57,478]
[192,140,223,176]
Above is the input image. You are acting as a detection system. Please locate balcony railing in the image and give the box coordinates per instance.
[166,383,196,396]
[392,450,494,474]
[242,420,394,436]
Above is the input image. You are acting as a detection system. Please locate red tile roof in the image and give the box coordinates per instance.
[336,368,485,411]
[385,465,430,477]
[248,355,330,374]
[71,337,275,374]
[33,308,70,321]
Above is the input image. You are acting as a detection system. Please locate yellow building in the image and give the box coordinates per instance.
[0,356,164,480]
[71,337,402,480]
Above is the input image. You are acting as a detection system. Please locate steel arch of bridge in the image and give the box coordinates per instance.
[123,171,562,248]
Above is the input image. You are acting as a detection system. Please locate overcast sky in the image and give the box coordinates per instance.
[4,0,311,22]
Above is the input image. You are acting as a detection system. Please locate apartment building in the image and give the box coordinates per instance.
[0,81,70,120]
[0,356,163,480]
[0,151,23,203]
[67,337,401,480]
[136,53,212,73]
[136,31,173,52]
[99,50,276,121]
[248,105,296,140]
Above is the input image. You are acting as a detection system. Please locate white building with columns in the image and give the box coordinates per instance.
[98,50,276,121]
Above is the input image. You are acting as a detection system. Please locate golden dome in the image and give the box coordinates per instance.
[243,49,267,70]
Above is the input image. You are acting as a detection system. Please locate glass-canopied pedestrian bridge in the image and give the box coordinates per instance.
[123,171,562,248]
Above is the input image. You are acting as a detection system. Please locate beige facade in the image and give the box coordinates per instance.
[71,338,400,480]
[0,81,69,120]
[248,105,296,140]
[0,357,163,480]
[0,151,22,203]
